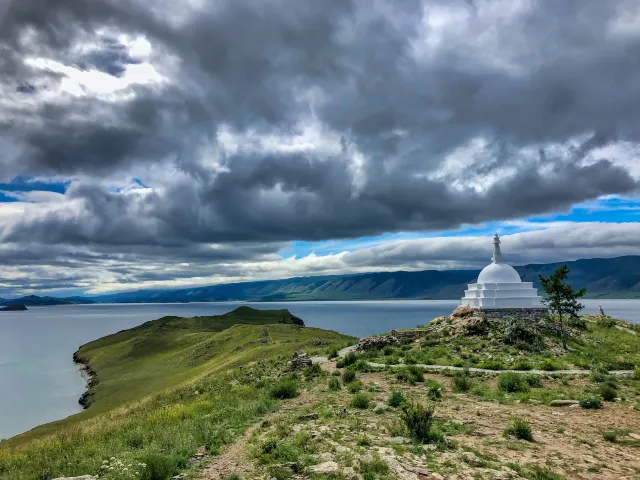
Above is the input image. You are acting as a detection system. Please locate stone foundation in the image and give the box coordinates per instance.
[473,307,548,321]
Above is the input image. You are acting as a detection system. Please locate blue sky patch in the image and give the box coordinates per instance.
[0,177,69,202]
[278,196,640,258]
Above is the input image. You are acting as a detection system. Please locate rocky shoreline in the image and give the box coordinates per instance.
[72,350,98,409]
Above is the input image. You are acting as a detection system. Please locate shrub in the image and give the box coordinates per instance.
[388,390,406,408]
[568,316,588,330]
[504,316,542,346]
[373,405,386,414]
[353,359,373,372]
[383,346,396,356]
[269,379,299,399]
[140,453,179,480]
[596,316,616,328]
[347,380,363,393]
[401,402,435,442]
[498,372,530,393]
[512,359,533,371]
[523,374,543,388]
[477,359,504,370]
[396,365,424,385]
[342,369,357,384]
[425,379,444,400]
[597,383,617,402]
[602,430,618,443]
[359,457,389,480]
[538,359,561,371]
[342,351,359,367]
[504,417,533,441]
[350,393,371,409]
[304,363,322,379]
[404,355,417,365]
[589,370,608,383]
[327,347,339,359]
[328,377,341,391]
[452,372,473,393]
[633,367,640,380]
[579,393,603,409]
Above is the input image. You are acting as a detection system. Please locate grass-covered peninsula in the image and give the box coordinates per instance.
[1,306,639,480]
[0,307,354,480]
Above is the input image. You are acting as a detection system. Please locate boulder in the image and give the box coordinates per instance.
[309,461,340,474]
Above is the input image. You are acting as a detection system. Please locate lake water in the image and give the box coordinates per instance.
[0,299,638,439]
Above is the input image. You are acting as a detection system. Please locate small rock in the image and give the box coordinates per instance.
[299,412,319,421]
[629,433,640,440]
[549,400,580,406]
[460,451,481,465]
[426,474,444,480]
[309,461,340,474]
[472,428,497,437]
[318,452,334,462]
[405,465,431,476]
[389,436,411,444]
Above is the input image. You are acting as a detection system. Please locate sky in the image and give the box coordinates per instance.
[1,0,640,297]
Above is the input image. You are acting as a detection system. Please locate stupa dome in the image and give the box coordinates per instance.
[477,262,521,284]
[460,233,542,309]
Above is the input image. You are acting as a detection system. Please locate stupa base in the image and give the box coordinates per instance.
[469,307,548,321]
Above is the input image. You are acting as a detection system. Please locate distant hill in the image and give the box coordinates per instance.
[0,295,93,307]
[3,256,640,305]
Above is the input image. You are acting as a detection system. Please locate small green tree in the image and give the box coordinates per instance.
[538,265,585,350]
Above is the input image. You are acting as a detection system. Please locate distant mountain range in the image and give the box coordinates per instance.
[4,256,640,306]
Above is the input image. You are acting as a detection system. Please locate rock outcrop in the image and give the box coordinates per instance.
[286,351,313,371]
[73,351,98,409]
[355,329,428,352]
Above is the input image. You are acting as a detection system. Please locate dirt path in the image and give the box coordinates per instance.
[199,392,316,479]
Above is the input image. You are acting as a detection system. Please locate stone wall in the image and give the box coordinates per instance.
[474,307,548,322]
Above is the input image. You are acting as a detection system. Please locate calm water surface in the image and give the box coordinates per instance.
[0,299,637,439]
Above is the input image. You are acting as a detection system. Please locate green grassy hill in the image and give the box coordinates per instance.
[0,307,354,479]
[74,307,308,411]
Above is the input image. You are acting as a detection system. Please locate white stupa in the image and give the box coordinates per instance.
[461,234,542,309]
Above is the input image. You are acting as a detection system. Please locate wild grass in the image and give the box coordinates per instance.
[504,417,533,441]
[0,308,353,480]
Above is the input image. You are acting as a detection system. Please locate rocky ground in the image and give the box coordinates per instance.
[196,357,640,480]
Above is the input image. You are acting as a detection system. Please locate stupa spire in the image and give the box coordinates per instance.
[491,233,504,264]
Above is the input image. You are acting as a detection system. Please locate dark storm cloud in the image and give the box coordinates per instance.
[75,38,141,77]
[2,0,640,294]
